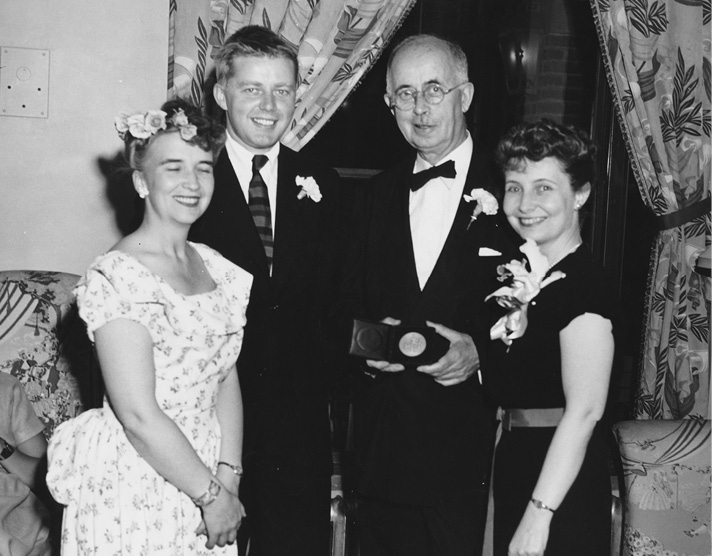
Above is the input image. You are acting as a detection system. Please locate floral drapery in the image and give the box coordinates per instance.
[591,0,711,419]
[167,0,417,151]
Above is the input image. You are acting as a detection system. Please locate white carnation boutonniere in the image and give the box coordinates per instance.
[463,188,498,229]
[485,239,566,347]
[296,176,322,202]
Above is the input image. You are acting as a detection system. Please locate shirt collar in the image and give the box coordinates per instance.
[225,134,281,173]
[412,132,473,190]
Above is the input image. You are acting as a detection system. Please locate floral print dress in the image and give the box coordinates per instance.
[47,243,252,555]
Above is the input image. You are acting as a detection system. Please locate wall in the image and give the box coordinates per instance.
[0,0,168,274]
[522,0,597,127]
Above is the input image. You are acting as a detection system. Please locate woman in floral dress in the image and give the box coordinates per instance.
[47,99,252,555]
[484,120,621,556]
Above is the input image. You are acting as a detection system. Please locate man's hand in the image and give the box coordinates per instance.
[416,321,479,386]
[365,317,405,374]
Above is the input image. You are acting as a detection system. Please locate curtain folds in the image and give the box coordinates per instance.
[168,0,417,151]
[590,0,710,419]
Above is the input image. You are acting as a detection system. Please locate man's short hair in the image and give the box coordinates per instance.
[214,25,299,85]
[385,34,469,94]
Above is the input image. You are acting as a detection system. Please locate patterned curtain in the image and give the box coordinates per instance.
[590,0,711,420]
[167,0,417,151]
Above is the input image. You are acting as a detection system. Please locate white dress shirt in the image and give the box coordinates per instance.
[409,133,473,289]
[224,134,280,234]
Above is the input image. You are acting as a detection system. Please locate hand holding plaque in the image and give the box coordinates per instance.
[348,318,450,367]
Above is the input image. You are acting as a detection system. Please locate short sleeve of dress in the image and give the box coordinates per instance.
[544,248,618,333]
[73,252,163,342]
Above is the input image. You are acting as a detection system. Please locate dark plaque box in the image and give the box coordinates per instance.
[348,318,449,367]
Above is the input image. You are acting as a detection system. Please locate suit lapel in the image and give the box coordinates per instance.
[271,148,305,294]
[385,158,423,305]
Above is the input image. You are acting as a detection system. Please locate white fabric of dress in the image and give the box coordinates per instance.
[47,242,252,556]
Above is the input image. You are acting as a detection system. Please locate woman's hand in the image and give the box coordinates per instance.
[195,480,245,549]
[508,502,552,556]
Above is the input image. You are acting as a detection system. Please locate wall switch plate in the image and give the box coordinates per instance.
[0,47,50,118]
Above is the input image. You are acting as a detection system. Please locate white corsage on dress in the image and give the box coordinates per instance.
[485,239,566,347]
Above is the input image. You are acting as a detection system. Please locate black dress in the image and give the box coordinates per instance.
[485,246,620,556]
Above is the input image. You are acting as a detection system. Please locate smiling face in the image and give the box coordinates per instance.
[213,55,297,153]
[503,157,590,259]
[134,132,215,227]
[385,40,473,164]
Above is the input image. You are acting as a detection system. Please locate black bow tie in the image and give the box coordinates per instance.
[409,160,457,191]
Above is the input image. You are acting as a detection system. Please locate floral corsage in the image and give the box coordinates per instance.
[296,176,322,202]
[485,238,566,347]
[464,188,498,229]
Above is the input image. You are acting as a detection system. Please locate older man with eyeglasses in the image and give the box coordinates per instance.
[347,34,517,556]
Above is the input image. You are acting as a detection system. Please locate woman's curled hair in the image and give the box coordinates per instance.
[495,119,597,192]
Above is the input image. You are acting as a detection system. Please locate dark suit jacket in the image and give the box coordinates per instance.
[190,146,346,487]
[351,147,518,506]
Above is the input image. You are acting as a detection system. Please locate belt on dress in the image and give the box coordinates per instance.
[498,407,564,431]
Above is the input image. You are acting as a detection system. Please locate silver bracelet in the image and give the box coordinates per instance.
[191,477,221,508]
[217,461,243,476]
[0,438,15,461]
[530,498,556,513]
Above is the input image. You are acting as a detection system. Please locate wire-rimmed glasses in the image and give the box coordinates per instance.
[387,82,469,111]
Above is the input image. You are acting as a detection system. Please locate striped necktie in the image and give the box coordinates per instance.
[248,154,273,264]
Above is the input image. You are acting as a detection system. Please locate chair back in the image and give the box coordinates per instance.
[613,419,711,556]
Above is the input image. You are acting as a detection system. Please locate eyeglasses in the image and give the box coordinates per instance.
[387,82,469,111]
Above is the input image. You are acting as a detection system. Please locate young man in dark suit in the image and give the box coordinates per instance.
[350,34,516,556]
[189,25,344,556]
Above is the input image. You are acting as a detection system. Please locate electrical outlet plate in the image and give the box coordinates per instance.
[0,47,50,118]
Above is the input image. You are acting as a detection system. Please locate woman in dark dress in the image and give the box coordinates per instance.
[485,120,619,556]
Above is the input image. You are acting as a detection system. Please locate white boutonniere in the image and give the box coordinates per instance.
[463,188,498,229]
[296,176,322,202]
[484,239,566,347]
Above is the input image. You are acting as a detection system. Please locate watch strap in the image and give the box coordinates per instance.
[217,461,243,476]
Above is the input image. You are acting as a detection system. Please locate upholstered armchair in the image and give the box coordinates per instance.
[0,270,98,438]
[613,419,711,556]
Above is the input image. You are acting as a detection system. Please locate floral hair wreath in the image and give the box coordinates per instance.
[114,108,198,142]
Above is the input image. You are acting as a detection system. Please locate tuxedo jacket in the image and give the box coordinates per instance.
[351,147,518,506]
[189,146,346,484]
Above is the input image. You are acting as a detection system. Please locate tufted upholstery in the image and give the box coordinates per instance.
[613,419,711,556]
[0,270,98,439]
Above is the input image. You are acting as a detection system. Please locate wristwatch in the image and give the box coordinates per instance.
[191,477,221,508]
[0,438,15,461]
[217,461,243,476]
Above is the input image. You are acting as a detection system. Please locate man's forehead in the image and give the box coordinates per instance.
[390,45,453,83]
[390,64,453,90]
[229,55,296,79]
